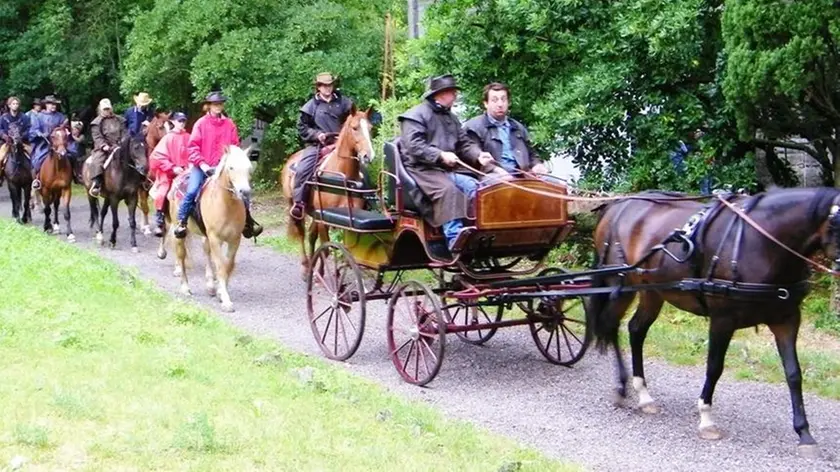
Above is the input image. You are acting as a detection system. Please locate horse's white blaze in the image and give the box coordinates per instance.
[633,376,655,407]
[361,118,374,161]
[698,398,715,429]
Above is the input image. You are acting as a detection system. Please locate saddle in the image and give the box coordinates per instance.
[289,144,337,175]
[171,172,209,234]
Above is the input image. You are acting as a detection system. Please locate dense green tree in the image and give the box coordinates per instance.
[416,0,756,192]
[722,0,840,185]
[122,0,401,183]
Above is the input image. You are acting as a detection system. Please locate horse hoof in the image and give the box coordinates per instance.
[179,286,192,296]
[639,402,659,415]
[95,232,103,242]
[66,234,76,243]
[797,444,820,460]
[221,302,234,313]
[131,247,139,254]
[206,286,217,297]
[611,391,627,408]
[157,249,167,260]
[698,425,724,440]
[142,226,152,236]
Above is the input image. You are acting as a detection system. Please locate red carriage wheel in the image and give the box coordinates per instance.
[306,242,366,361]
[528,294,591,366]
[441,297,503,345]
[387,280,446,386]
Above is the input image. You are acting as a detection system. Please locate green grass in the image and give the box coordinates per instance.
[0,220,579,471]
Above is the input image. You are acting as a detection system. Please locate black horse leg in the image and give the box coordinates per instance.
[52,198,59,231]
[697,317,735,439]
[88,196,99,229]
[63,190,73,238]
[22,183,30,224]
[98,197,109,242]
[109,197,119,248]
[43,196,52,232]
[8,182,20,222]
[628,292,664,412]
[768,311,816,448]
[127,194,138,250]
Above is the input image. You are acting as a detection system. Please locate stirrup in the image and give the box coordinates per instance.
[290,202,305,220]
[174,222,188,239]
[31,179,41,190]
[89,184,100,197]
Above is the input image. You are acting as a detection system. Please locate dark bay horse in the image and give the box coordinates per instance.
[83,134,148,251]
[588,187,840,456]
[38,127,75,241]
[4,125,32,224]
[279,108,376,278]
[137,110,171,235]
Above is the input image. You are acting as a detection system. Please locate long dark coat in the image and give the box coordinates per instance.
[398,99,483,227]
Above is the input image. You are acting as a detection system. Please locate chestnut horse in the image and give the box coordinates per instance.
[159,145,253,312]
[588,187,840,456]
[37,127,75,241]
[279,108,375,278]
[133,111,171,235]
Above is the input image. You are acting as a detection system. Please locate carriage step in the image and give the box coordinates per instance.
[313,207,395,231]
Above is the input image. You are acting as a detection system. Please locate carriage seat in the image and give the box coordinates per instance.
[313,208,395,231]
[315,172,367,191]
[384,139,420,213]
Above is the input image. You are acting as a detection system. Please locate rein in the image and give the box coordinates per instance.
[453,158,712,203]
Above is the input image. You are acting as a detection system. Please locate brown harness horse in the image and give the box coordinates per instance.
[38,127,75,241]
[588,187,840,455]
[280,108,375,278]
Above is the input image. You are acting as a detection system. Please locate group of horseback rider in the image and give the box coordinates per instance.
[1,71,547,251]
[290,72,552,252]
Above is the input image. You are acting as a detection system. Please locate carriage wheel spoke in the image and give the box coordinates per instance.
[560,323,574,359]
[320,309,335,345]
[312,306,332,323]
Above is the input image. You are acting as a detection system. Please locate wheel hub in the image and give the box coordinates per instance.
[409,324,421,341]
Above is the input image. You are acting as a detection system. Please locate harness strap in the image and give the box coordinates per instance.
[716,194,837,274]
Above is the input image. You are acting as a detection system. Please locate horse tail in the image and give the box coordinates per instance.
[588,203,624,354]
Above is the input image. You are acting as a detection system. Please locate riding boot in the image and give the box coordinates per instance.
[153,210,166,237]
[174,219,189,239]
[242,207,263,239]
[89,175,103,197]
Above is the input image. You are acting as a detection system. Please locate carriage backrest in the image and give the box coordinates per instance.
[383,139,420,213]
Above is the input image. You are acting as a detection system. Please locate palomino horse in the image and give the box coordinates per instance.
[588,187,840,455]
[83,134,148,251]
[37,127,75,241]
[159,145,253,312]
[279,108,375,278]
[4,124,32,224]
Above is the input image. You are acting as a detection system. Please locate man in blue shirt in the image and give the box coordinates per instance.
[464,82,549,179]
[124,92,154,139]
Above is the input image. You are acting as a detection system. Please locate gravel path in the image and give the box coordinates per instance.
[7,193,840,472]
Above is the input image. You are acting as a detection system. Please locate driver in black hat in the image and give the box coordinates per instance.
[290,72,355,220]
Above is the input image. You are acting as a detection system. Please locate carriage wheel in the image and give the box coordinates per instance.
[528,294,591,366]
[441,297,503,345]
[527,268,592,366]
[387,280,446,386]
[306,242,366,361]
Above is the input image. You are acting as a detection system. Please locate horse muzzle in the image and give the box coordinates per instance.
[237,188,252,201]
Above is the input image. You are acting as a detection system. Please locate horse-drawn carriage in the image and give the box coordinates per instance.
[304,139,599,386]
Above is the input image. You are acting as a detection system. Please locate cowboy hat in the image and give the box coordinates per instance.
[134,92,153,107]
[422,74,460,99]
[315,72,336,86]
[42,95,62,104]
[170,111,188,122]
[204,91,228,103]
[99,98,113,110]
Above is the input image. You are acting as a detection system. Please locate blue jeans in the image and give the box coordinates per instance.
[177,167,207,222]
[176,166,253,223]
[442,172,479,249]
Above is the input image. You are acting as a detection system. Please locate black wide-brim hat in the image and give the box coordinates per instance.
[42,94,62,104]
[204,91,228,103]
[422,74,460,99]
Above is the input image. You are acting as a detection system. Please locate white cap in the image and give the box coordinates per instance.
[99,98,113,110]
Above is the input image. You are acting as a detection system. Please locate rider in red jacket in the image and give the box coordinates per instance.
[149,112,190,237]
[173,91,262,239]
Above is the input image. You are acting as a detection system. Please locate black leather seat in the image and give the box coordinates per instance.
[315,172,366,190]
[313,208,395,231]
[384,139,421,213]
